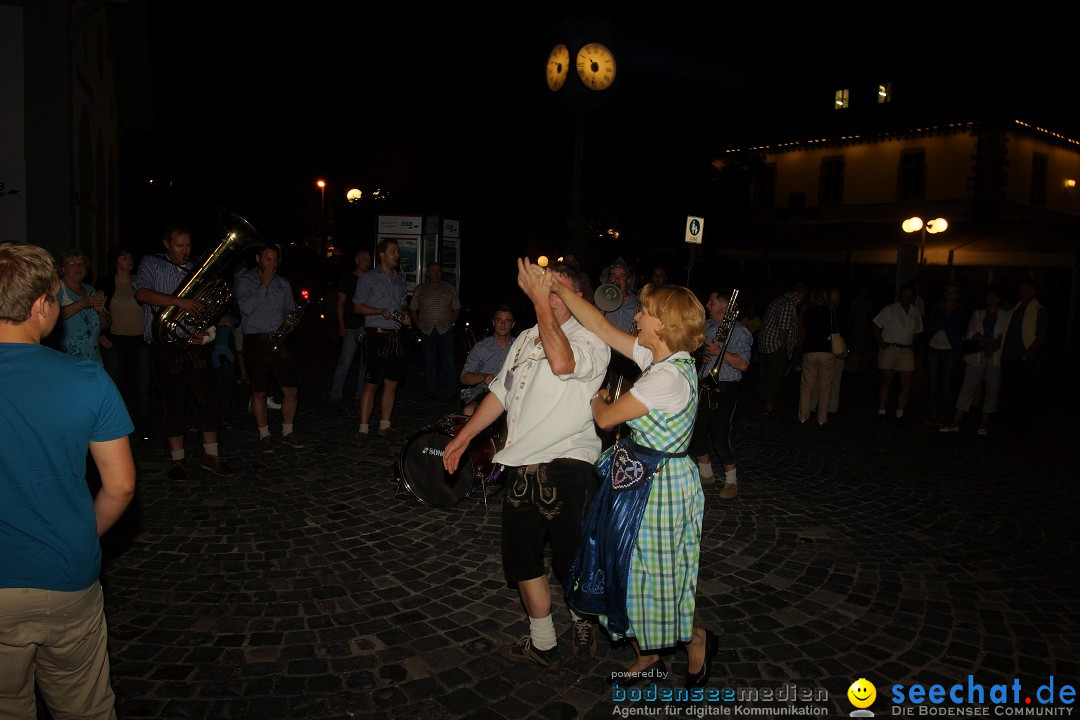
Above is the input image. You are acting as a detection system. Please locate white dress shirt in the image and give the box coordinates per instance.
[488,316,610,466]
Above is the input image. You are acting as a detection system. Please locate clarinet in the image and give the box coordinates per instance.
[699,289,740,392]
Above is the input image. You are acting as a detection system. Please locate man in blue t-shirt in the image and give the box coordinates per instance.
[0,243,136,719]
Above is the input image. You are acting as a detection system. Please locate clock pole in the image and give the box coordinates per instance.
[546,19,617,265]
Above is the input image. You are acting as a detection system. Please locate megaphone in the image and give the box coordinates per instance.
[594,283,623,312]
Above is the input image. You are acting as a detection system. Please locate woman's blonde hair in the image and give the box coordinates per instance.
[638,283,705,353]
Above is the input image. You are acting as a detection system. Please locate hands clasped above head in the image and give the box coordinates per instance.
[516,257,555,303]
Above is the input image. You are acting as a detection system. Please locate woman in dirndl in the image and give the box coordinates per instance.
[540,261,720,689]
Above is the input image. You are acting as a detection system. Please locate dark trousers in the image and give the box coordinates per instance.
[104,334,152,436]
[422,327,457,398]
[689,382,740,466]
[1001,358,1036,438]
[758,350,787,404]
[926,348,960,419]
[152,346,219,438]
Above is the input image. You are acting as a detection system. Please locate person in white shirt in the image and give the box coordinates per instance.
[443,260,609,672]
[872,284,924,423]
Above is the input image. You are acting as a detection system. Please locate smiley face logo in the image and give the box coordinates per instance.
[848,678,877,709]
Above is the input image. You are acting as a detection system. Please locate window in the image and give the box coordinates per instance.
[877,82,892,104]
[834,88,849,109]
[754,163,777,208]
[1031,153,1048,206]
[897,149,926,201]
[819,156,845,205]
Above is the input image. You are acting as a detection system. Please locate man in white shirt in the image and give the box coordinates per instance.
[443,260,609,672]
[872,284,924,423]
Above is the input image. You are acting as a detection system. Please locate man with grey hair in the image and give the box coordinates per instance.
[0,242,136,720]
[443,259,609,671]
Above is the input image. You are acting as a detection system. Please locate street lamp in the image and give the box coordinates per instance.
[316,179,327,254]
[902,216,948,265]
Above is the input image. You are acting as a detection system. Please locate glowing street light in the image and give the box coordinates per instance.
[903,216,948,264]
[315,179,328,254]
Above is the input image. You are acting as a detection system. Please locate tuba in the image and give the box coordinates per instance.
[153,210,264,347]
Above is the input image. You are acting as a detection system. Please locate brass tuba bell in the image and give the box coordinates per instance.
[593,283,623,312]
[153,210,264,347]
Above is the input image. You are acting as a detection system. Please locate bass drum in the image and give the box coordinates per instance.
[398,415,498,508]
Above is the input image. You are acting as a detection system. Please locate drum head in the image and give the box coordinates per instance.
[399,429,475,508]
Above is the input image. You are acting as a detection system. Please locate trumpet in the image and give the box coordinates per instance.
[699,289,740,390]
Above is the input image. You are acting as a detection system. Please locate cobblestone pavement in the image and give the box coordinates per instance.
[96,340,1079,719]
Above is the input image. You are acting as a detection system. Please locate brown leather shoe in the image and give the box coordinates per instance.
[280,433,305,449]
[718,482,738,500]
[376,427,400,442]
[200,455,235,477]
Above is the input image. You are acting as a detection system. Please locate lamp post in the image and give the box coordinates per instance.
[316,179,327,255]
[902,216,948,265]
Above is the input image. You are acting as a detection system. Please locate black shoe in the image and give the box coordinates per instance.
[166,460,187,481]
[612,658,667,686]
[684,629,718,689]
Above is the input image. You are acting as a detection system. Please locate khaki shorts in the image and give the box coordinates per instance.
[878,345,915,372]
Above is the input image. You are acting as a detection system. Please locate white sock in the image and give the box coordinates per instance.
[379,419,391,431]
[529,614,558,651]
[171,449,185,462]
[359,423,369,434]
[698,461,714,479]
[895,409,904,418]
[258,426,270,439]
[724,468,737,485]
[282,423,294,436]
[203,442,219,457]
[569,608,584,623]
[878,409,886,415]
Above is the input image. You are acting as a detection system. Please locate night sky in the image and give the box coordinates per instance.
[137,9,1077,309]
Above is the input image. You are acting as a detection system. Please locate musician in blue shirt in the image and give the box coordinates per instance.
[235,244,303,452]
[688,289,752,500]
[352,238,411,444]
[133,225,235,480]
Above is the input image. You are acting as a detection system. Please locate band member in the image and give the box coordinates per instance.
[443,260,609,670]
[690,289,752,499]
[235,244,304,452]
[133,225,235,479]
[458,305,515,415]
[353,238,410,444]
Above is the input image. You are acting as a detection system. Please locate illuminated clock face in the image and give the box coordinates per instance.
[576,42,616,91]
[546,44,570,91]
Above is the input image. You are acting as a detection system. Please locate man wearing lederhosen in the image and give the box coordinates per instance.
[690,289,752,500]
[353,238,411,444]
[235,243,304,453]
[134,225,235,480]
[443,260,609,671]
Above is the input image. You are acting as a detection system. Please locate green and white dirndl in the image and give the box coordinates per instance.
[604,357,703,650]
